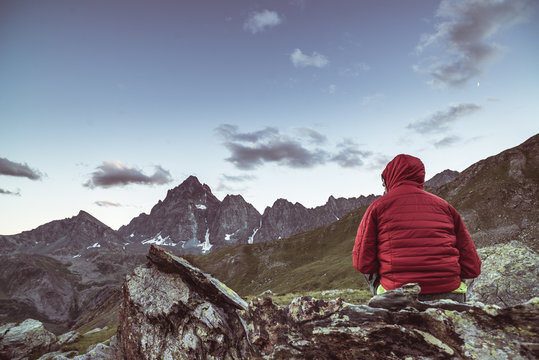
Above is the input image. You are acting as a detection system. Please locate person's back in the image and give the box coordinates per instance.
[353,154,481,299]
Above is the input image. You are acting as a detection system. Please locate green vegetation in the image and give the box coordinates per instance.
[187,206,370,299]
[61,324,118,356]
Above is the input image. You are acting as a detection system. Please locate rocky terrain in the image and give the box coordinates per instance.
[424,169,459,189]
[0,134,537,357]
[4,245,537,360]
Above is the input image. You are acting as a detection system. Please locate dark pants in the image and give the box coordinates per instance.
[363,273,466,302]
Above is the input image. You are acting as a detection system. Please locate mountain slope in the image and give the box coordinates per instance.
[0,210,126,256]
[433,134,538,251]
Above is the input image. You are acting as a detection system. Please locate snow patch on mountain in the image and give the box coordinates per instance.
[142,233,176,246]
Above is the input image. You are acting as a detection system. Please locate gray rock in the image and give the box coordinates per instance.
[116,245,252,359]
[0,319,56,360]
[468,240,539,307]
[56,330,80,346]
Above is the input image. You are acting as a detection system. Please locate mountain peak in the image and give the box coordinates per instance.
[74,210,102,224]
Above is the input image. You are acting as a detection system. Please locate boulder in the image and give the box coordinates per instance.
[0,319,56,360]
[468,240,539,307]
[115,245,252,359]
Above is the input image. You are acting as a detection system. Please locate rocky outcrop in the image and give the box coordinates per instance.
[116,245,539,360]
[424,169,459,189]
[254,199,312,243]
[210,194,261,246]
[0,319,56,360]
[116,245,252,359]
[468,240,539,307]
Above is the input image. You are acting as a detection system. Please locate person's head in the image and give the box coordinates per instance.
[381,154,425,192]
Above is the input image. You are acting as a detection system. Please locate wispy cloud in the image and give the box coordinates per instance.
[84,161,173,189]
[407,103,481,134]
[0,188,21,196]
[216,124,377,170]
[0,157,43,180]
[221,174,256,182]
[244,10,283,34]
[434,135,462,148]
[95,200,122,207]
[331,140,373,168]
[216,174,256,193]
[361,93,385,106]
[294,127,328,144]
[328,84,337,94]
[415,0,531,87]
[290,49,329,68]
[340,62,370,77]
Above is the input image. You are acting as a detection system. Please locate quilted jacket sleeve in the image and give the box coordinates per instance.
[452,206,482,279]
[353,205,379,274]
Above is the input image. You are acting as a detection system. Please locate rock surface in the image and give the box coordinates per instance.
[468,240,539,307]
[424,169,459,189]
[116,245,252,359]
[115,245,539,360]
[0,319,56,360]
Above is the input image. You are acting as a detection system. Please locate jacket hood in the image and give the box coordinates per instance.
[381,154,425,191]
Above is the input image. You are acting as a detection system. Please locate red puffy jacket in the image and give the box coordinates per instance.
[353,154,481,294]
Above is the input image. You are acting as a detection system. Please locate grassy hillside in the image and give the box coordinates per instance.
[187,206,370,299]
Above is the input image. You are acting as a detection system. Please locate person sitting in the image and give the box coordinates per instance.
[353,154,481,302]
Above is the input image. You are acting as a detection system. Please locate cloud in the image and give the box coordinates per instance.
[221,174,256,182]
[290,49,329,68]
[95,200,122,207]
[216,174,256,193]
[407,103,481,134]
[361,93,385,106]
[0,157,42,180]
[0,188,20,196]
[295,127,328,144]
[328,84,337,94]
[340,62,370,77]
[84,161,173,189]
[415,0,531,87]
[215,124,279,143]
[331,144,372,168]
[216,124,329,170]
[244,10,283,34]
[434,135,462,148]
[216,125,380,170]
[366,154,393,170]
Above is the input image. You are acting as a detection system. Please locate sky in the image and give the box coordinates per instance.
[1,0,538,235]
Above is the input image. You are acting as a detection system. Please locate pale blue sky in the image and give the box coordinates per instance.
[1,0,538,235]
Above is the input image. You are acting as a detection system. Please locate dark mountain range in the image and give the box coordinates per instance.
[0,210,126,256]
[118,175,378,253]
